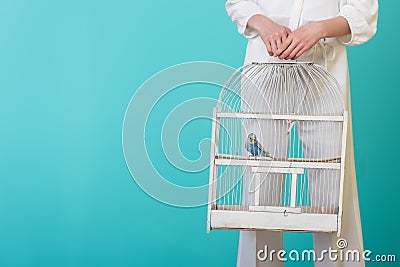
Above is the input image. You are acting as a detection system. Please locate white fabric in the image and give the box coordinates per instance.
[225,0,378,266]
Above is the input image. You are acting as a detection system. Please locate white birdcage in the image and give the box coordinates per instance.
[206,62,348,236]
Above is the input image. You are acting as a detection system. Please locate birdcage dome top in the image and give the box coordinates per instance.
[217,62,345,116]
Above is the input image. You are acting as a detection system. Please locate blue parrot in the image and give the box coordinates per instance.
[245,133,271,157]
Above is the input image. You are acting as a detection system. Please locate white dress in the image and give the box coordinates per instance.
[225,0,378,266]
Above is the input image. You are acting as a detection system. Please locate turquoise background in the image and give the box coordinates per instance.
[0,0,398,266]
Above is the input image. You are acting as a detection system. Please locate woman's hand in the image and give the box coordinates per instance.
[247,14,292,57]
[276,17,351,60]
[276,22,324,60]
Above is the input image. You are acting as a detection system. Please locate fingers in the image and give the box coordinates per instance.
[263,39,273,56]
[270,37,278,56]
[279,37,304,60]
[285,45,303,60]
[275,36,285,56]
[261,26,293,58]
[278,28,292,54]
[276,35,292,57]
[279,42,296,59]
[262,36,281,57]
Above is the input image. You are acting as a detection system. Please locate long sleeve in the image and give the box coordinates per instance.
[338,0,379,45]
[225,0,264,38]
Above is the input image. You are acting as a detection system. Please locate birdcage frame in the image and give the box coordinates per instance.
[206,63,348,237]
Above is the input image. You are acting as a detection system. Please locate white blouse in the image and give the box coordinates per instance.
[225,0,378,95]
[225,0,378,45]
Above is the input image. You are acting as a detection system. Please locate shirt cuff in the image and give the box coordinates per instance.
[338,5,373,46]
[241,13,264,38]
[337,12,354,45]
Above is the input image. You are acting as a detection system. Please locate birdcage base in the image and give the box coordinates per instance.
[215,205,338,214]
[210,210,338,233]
